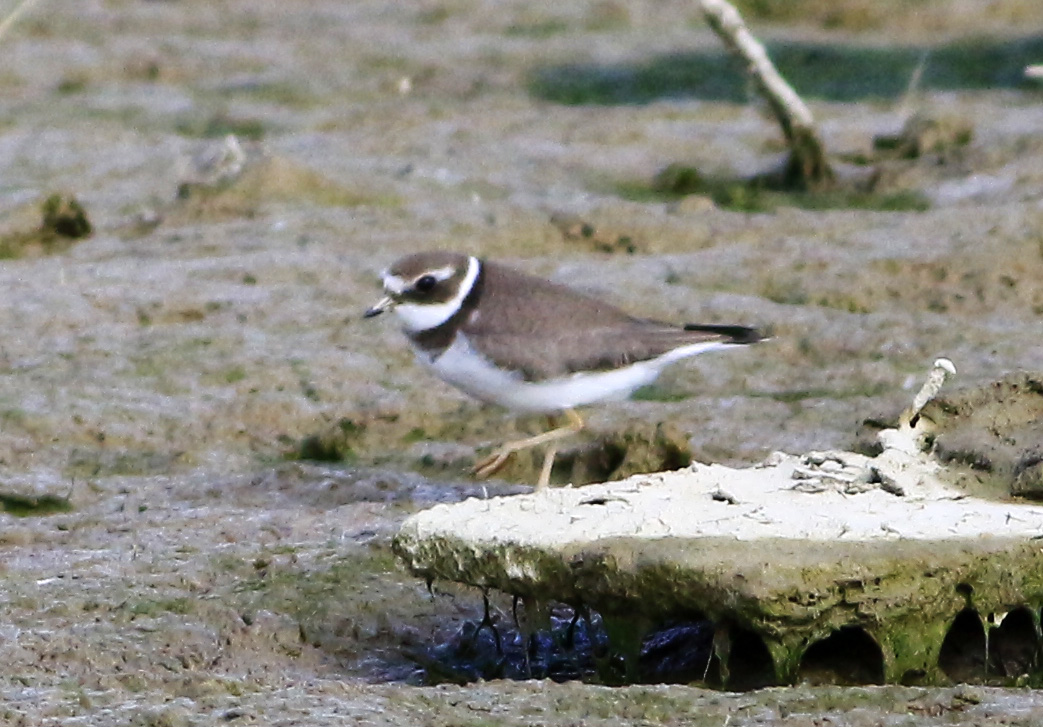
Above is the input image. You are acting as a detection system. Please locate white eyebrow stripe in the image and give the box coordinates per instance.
[422,265,456,283]
[383,274,407,295]
[392,256,480,333]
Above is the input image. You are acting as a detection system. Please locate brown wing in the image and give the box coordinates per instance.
[461,261,755,380]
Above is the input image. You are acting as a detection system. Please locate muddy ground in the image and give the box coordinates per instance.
[2,0,1043,724]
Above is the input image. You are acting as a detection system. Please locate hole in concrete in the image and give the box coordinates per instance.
[989,606,1041,677]
[797,626,885,685]
[939,608,986,682]
[901,667,929,686]
[726,626,776,691]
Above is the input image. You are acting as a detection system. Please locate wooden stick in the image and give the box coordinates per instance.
[700,0,833,188]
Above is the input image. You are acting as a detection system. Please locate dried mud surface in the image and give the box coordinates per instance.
[2,0,1043,724]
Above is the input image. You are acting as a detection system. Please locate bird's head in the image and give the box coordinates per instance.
[364,251,479,332]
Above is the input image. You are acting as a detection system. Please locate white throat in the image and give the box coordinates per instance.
[392,255,480,333]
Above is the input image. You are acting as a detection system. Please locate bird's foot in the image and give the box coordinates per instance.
[471,409,584,488]
[472,447,515,480]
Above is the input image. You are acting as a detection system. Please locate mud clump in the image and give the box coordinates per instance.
[296,410,693,487]
[41,194,93,239]
[873,113,974,160]
[550,212,641,255]
[0,491,73,517]
[916,372,1043,499]
[560,422,692,484]
[0,193,93,258]
[173,154,390,222]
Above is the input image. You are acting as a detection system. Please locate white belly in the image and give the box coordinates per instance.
[419,334,730,413]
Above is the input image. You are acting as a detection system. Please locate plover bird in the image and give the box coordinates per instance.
[365,251,761,488]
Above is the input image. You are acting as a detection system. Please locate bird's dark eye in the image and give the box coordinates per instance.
[414,275,437,293]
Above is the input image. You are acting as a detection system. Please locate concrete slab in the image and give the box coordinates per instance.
[394,366,1043,686]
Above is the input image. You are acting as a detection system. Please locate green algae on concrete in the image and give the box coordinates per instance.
[393,415,1043,687]
[395,529,1043,686]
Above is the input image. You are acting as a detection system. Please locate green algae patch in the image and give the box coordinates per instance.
[632,164,929,214]
[223,543,447,670]
[0,491,73,517]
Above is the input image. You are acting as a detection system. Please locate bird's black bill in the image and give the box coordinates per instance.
[364,295,395,319]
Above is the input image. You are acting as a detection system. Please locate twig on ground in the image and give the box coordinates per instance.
[907,358,957,425]
[699,0,833,189]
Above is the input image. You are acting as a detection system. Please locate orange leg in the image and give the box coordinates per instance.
[472,409,584,489]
